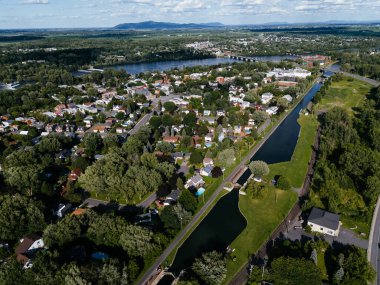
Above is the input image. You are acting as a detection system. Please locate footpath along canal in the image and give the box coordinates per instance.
[169,73,331,275]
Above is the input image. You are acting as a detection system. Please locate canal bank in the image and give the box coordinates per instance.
[137,69,322,285]
[162,75,323,276]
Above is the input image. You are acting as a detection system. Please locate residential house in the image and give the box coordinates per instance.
[205,133,214,144]
[68,168,82,182]
[200,165,214,177]
[266,106,279,116]
[163,136,181,144]
[55,203,73,218]
[203,110,211,116]
[261,93,274,105]
[216,110,226,117]
[282,94,293,103]
[307,207,341,237]
[15,234,44,269]
[171,152,184,164]
[163,189,181,206]
[83,116,93,128]
[203,157,214,166]
[185,174,205,189]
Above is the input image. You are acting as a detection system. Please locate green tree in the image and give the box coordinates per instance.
[217,149,235,167]
[277,176,291,190]
[179,189,198,214]
[149,116,162,129]
[87,214,128,247]
[162,114,174,127]
[120,225,155,257]
[342,247,375,284]
[64,264,90,285]
[43,216,82,248]
[0,195,45,241]
[160,204,192,232]
[163,102,176,113]
[5,165,42,196]
[252,111,269,124]
[83,133,103,156]
[249,160,270,178]
[270,257,321,285]
[183,112,197,128]
[192,251,227,285]
[156,142,174,154]
[190,150,203,165]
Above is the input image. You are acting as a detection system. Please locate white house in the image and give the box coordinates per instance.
[200,165,214,177]
[185,174,205,189]
[205,133,214,144]
[203,157,214,166]
[307,208,341,237]
[266,106,279,116]
[203,110,211,116]
[282,94,293,103]
[261,93,274,104]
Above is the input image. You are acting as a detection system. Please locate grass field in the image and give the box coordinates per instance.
[224,187,298,284]
[316,77,372,113]
[268,114,319,189]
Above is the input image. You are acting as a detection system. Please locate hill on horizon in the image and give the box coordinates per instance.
[114,21,224,30]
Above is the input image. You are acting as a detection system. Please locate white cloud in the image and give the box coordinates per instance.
[23,0,49,4]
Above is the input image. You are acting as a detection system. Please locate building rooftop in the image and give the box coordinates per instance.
[308,207,340,230]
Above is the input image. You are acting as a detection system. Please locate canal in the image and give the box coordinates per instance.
[170,72,332,274]
[170,190,247,274]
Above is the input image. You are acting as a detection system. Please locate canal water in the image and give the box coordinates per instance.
[170,71,333,274]
[170,190,247,274]
[236,81,324,185]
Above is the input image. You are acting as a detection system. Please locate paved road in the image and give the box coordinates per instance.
[326,66,380,87]
[128,94,181,136]
[137,193,158,209]
[129,113,152,135]
[137,87,314,285]
[368,196,380,285]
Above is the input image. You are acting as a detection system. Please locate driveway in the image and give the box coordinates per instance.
[284,219,368,250]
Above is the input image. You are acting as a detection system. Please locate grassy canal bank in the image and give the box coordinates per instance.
[225,76,373,283]
[224,114,314,283]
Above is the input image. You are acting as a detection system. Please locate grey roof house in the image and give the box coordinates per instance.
[307,207,341,237]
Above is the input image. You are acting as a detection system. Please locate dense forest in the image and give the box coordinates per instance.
[337,52,380,80]
[309,86,380,223]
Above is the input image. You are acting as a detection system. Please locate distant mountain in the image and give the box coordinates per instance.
[114,21,224,30]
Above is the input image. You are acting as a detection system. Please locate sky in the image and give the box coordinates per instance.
[0,0,380,29]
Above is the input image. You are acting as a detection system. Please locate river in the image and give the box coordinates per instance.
[110,55,296,74]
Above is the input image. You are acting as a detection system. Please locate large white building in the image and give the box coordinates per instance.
[266,68,312,79]
[307,207,341,237]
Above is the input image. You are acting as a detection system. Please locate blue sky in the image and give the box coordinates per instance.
[0,0,380,29]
